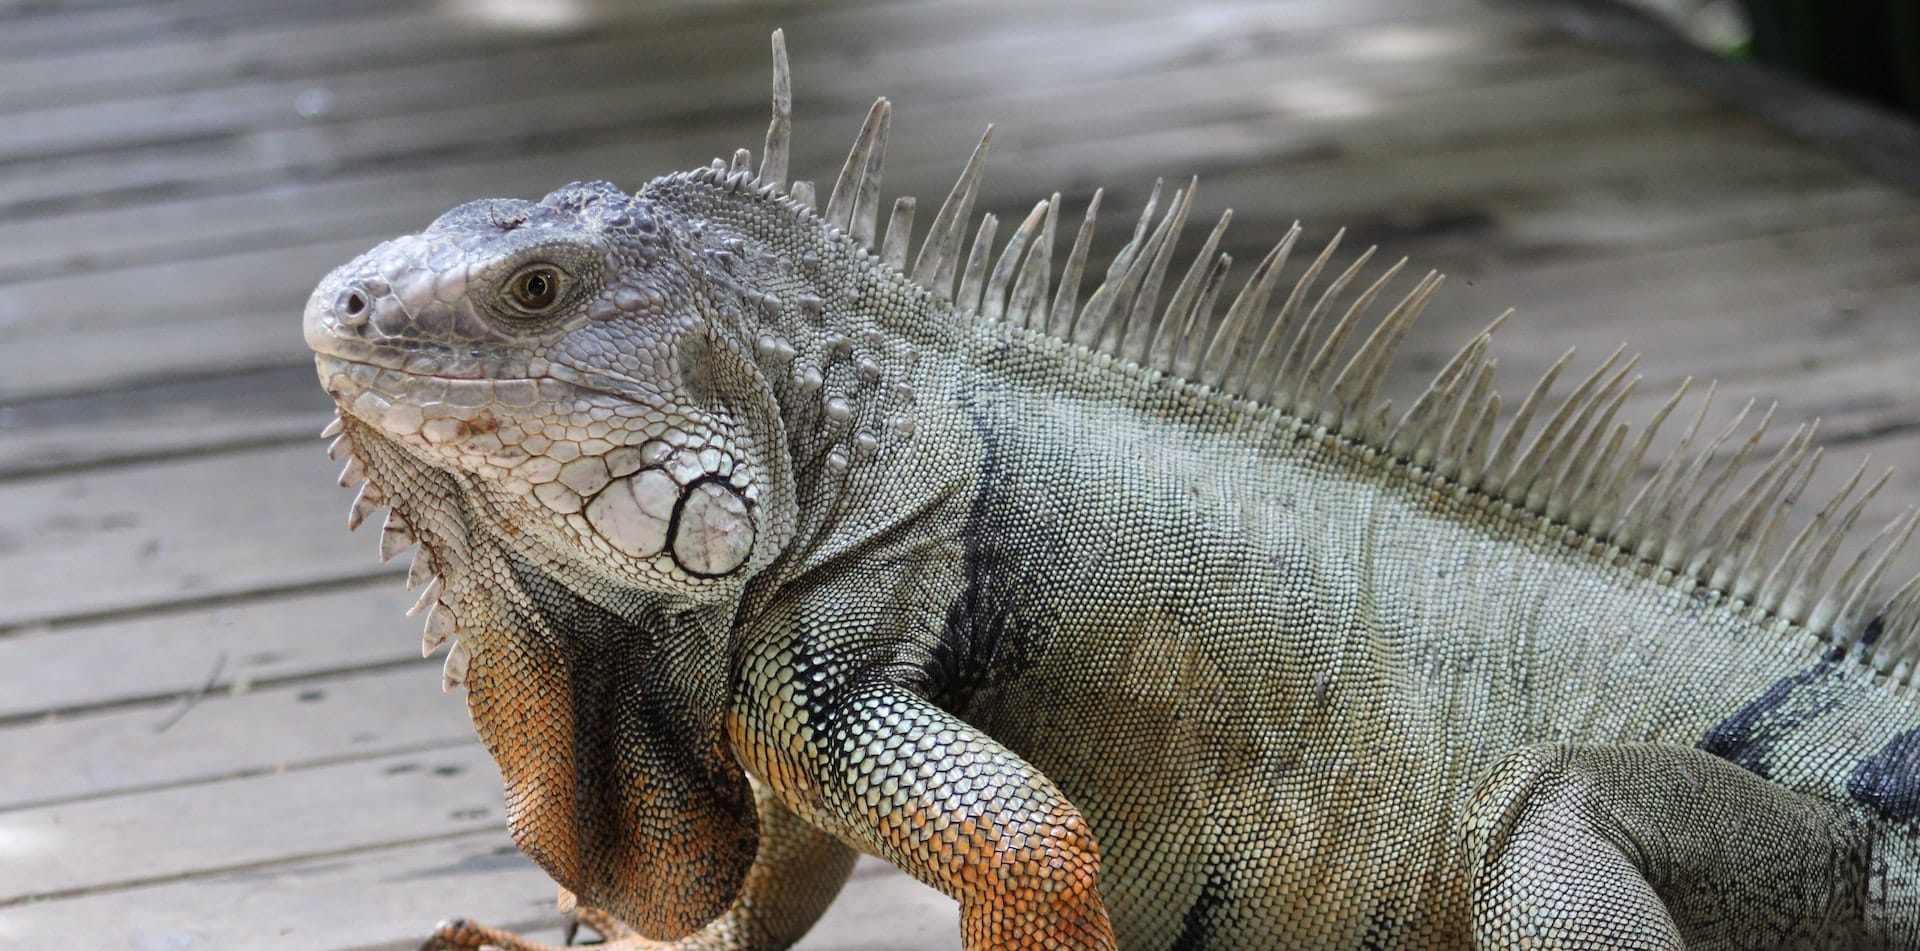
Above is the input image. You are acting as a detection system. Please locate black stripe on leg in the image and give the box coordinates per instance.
[1699,660,1837,779]
[1169,870,1232,951]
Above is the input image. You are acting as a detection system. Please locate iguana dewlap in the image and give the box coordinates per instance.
[304,32,1920,950]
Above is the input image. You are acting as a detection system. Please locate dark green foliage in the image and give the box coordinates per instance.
[1740,0,1920,114]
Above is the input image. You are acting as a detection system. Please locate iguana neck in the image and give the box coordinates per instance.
[642,178,994,577]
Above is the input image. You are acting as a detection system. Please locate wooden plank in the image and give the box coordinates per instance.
[0,0,1471,167]
[0,47,1633,282]
[0,442,392,629]
[1,11,1550,230]
[0,840,958,951]
[0,744,505,901]
[1415,210,1920,382]
[0,234,374,402]
[0,365,328,479]
[1521,0,1920,195]
[0,0,1129,111]
[0,4,558,109]
[1151,110,1874,234]
[0,1,177,58]
[0,578,414,723]
[0,2,1527,221]
[0,666,467,810]
[0,0,431,60]
[3,0,1470,103]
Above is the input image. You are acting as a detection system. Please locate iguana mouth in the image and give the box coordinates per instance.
[315,352,761,581]
[314,352,558,432]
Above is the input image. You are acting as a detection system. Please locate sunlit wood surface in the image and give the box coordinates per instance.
[2,0,1918,947]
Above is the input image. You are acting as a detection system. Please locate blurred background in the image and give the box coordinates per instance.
[0,0,1916,948]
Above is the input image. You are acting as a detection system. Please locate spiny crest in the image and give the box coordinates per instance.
[414,30,1920,688]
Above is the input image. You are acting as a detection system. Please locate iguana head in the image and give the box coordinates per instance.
[306,180,794,600]
[304,178,787,937]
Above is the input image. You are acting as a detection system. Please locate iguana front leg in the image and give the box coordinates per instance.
[423,778,858,951]
[1462,742,1878,950]
[733,673,1118,951]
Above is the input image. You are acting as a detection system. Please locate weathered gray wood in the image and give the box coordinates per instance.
[10,22,1542,223]
[0,842,958,951]
[0,665,467,810]
[1424,210,1920,381]
[0,0,1176,112]
[0,1,177,58]
[0,234,374,402]
[0,744,506,901]
[0,0,1463,169]
[0,4,1533,260]
[0,443,393,629]
[0,578,412,723]
[1518,0,1920,195]
[0,365,328,478]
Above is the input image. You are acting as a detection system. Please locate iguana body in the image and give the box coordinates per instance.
[305,33,1920,950]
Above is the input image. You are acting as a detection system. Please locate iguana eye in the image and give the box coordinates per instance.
[505,265,564,313]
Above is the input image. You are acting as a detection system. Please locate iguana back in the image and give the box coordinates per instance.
[305,32,1920,950]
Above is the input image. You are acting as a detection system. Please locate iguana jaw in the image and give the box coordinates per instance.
[319,404,760,940]
[314,353,762,584]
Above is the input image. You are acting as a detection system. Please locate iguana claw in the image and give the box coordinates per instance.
[420,908,647,951]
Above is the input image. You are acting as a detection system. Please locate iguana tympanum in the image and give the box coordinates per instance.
[304,31,1920,950]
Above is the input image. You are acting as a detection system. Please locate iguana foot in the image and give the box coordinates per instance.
[421,907,655,951]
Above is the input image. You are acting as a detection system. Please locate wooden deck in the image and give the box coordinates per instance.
[3,0,1919,947]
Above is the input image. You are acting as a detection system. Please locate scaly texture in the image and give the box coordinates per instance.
[305,31,1920,950]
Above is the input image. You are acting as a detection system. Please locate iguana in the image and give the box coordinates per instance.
[303,31,1920,950]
